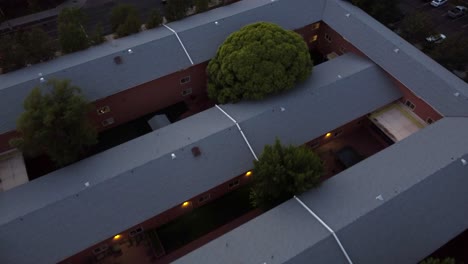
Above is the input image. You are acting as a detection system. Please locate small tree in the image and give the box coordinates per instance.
[20,27,55,64]
[110,4,141,37]
[420,258,456,264]
[0,34,27,72]
[10,79,97,166]
[146,9,163,29]
[58,8,89,53]
[250,139,323,209]
[90,23,105,45]
[399,12,434,42]
[195,0,210,13]
[164,0,190,22]
[207,22,312,103]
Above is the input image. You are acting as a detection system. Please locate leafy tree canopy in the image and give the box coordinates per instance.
[146,9,163,29]
[250,139,323,209]
[195,0,210,13]
[207,22,312,104]
[110,4,141,37]
[10,79,97,166]
[58,8,89,53]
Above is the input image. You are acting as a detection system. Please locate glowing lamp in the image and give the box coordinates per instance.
[113,234,121,240]
[182,201,191,208]
[325,132,332,138]
[245,171,252,177]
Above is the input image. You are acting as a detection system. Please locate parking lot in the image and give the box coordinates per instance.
[399,0,468,37]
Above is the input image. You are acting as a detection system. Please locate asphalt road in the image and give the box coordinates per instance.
[399,0,468,37]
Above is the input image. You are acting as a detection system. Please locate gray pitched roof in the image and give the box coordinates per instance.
[175,117,468,264]
[323,0,468,116]
[0,0,326,135]
[0,54,400,264]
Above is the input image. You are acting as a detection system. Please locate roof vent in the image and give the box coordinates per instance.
[214,21,219,25]
[375,194,384,201]
[280,107,285,112]
[84,182,90,187]
[127,48,133,54]
[393,48,399,53]
[461,159,467,166]
[191,147,201,157]
[345,13,350,17]
[38,72,43,76]
[454,92,460,97]
[114,56,122,65]
[171,153,176,160]
[39,77,46,83]
[337,74,342,79]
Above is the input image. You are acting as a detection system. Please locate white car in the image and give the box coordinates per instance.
[431,0,448,7]
[425,33,446,43]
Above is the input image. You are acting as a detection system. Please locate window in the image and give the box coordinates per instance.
[129,226,144,237]
[426,117,434,124]
[404,100,416,110]
[180,76,191,84]
[96,106,110,115]
[181,88,192,96]
[311,23,320,30]
[334,130,343,137]
[309,35,318,43]
[198,194,211,203]
[101,117,115,127]
[325,33,332,43]
[228,180,240,189]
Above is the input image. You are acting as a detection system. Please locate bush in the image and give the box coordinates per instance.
[110,4,141,37]
[146,9,163,29]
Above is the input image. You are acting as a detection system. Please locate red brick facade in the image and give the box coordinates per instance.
[60,171,253,264]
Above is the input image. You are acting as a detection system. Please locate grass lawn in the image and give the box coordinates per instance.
[156,184,254,253]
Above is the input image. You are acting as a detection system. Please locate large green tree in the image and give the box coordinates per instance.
[0,33,27,72]
[207,22,312,104]
[58,8,89,53]
[250,139,323,209]
[18,27,55,64]
[110,3,141,37]
[10,79,97,166]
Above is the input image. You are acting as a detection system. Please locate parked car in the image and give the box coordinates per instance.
[426,33,446,43]
[448,6,467,18]
[431,0,448,7]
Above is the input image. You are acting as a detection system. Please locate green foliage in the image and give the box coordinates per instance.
[250,139,323,209]
[90,23,105,45]
[58,8,89,53]
[0,34,26,72]
[111,4,141,37]
[420,257,456,264]
[146,9,163,29]
[165,0,190,22]
[0,28,54,72]
[19,27,55,64]
[207,22,312,104]
[195,0,210,13]
[399,12,434,42]
[429,34,468,71]
[10,79,97,167]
